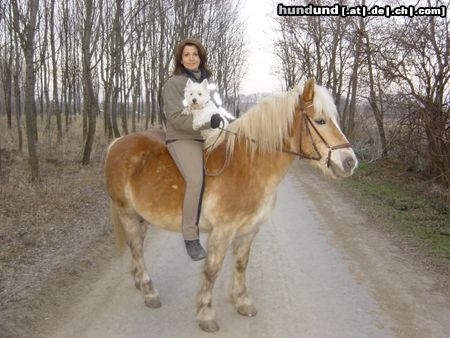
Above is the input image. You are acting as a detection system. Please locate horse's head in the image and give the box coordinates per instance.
[292,79,358,178]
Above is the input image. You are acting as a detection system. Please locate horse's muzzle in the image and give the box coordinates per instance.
[343,156,357,173]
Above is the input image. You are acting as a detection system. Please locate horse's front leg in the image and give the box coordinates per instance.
[231,231,258,317]
[197,228,233,332]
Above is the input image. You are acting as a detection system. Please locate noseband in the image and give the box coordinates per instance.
[282,100,353,167]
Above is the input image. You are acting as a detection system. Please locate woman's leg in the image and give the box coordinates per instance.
[167,140,205,241]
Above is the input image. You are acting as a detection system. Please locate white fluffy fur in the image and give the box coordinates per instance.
[182,79,235,140]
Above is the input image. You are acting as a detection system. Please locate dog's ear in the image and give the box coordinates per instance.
[186,78,193,86]
[201,79,208,90]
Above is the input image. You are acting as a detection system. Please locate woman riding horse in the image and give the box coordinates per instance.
[162,37,223,261]
[105,77,357,332]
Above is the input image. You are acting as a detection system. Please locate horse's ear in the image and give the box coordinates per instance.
[302,78,315,102]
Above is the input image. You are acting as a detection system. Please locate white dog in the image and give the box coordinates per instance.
[182,78,235,139]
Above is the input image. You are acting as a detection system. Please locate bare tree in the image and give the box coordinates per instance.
[50,0,62,142]
[274,2,356,128]
[81,0,100,165]
[2,0,248,172]
[12,0,40,181]
[345,16,364,139]
[378,7,449,187]
[360,14,388,157]
[0,2,13,129]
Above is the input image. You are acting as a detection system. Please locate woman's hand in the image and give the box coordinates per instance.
[210,114,224,129]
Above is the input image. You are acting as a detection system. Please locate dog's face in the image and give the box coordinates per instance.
[184,79,210,109]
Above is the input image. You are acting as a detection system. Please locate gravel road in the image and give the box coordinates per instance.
[44,162,450,338]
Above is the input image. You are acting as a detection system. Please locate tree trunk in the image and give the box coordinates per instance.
[12,0,40,181]
[13,69,23,152]
[50,0,62,143]
[346,18,363,139]
[81,0,99,165]
[361,9,388,158]
[2,58,13,129]
[12,28,23,152]
[423,104,449,188]
[110,0,122,138]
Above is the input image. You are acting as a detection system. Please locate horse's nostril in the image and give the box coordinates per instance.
[344,157,355,172]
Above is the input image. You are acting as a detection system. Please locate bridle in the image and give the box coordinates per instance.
[281,99,352,168]
[204,98,352,176]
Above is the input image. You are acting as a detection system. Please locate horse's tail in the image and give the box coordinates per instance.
[111,202,126,255]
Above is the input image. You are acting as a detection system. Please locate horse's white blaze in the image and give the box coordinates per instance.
[329,118,358,176]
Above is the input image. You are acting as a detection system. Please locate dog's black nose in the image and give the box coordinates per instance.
[192,98,197,104]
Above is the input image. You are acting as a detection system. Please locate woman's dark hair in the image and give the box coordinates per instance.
[172,37,212,77]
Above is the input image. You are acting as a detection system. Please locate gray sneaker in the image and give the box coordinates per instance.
[185,240,207,261]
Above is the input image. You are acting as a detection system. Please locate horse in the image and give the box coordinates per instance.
[104,79,358,332]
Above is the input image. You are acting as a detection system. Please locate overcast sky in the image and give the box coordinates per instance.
[240,0,283,95]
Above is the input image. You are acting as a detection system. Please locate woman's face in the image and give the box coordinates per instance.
[181,45,200,72]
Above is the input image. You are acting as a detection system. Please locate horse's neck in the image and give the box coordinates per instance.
[233,140,296,192]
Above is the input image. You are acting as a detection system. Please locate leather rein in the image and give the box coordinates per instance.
[204,99,352,176]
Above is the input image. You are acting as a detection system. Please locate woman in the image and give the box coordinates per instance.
[162,38,222,261]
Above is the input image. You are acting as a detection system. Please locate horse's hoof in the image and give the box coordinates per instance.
[144,296,161,308]
[237,304,257,317]
[199,319,220,332]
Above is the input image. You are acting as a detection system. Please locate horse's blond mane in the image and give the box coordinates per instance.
[205,84,338,158]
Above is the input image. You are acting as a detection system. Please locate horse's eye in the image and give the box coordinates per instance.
[314,119,326,125]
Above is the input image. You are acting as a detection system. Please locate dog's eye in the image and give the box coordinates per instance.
[190,93,193,96]
[314,119,326,125]
[198,92,202,96]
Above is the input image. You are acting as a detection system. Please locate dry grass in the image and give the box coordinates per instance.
[0,115,154,336]
[0,116,108,266]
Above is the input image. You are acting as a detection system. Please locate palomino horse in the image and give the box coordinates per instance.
[104,79,357,332]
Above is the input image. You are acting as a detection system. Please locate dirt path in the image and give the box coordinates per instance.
[33,161,449,338]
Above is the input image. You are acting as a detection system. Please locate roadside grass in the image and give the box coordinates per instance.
[341,160,450,262]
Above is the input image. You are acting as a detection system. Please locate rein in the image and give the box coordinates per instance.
[204,126,232,177]
[204,99,352,176]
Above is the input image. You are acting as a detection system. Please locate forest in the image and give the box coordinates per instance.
[0,0,448,187]
[0,0,246,180]
[1,0,449,192]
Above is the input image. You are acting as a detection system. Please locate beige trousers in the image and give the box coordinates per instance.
[167,140,205,241]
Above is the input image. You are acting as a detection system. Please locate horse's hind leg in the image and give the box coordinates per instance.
[117,206,161,308]
[231,231,258,317]
[131,218,147,290]
[197,228,233,332]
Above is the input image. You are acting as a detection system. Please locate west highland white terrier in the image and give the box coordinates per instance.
[182,78,235,139]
